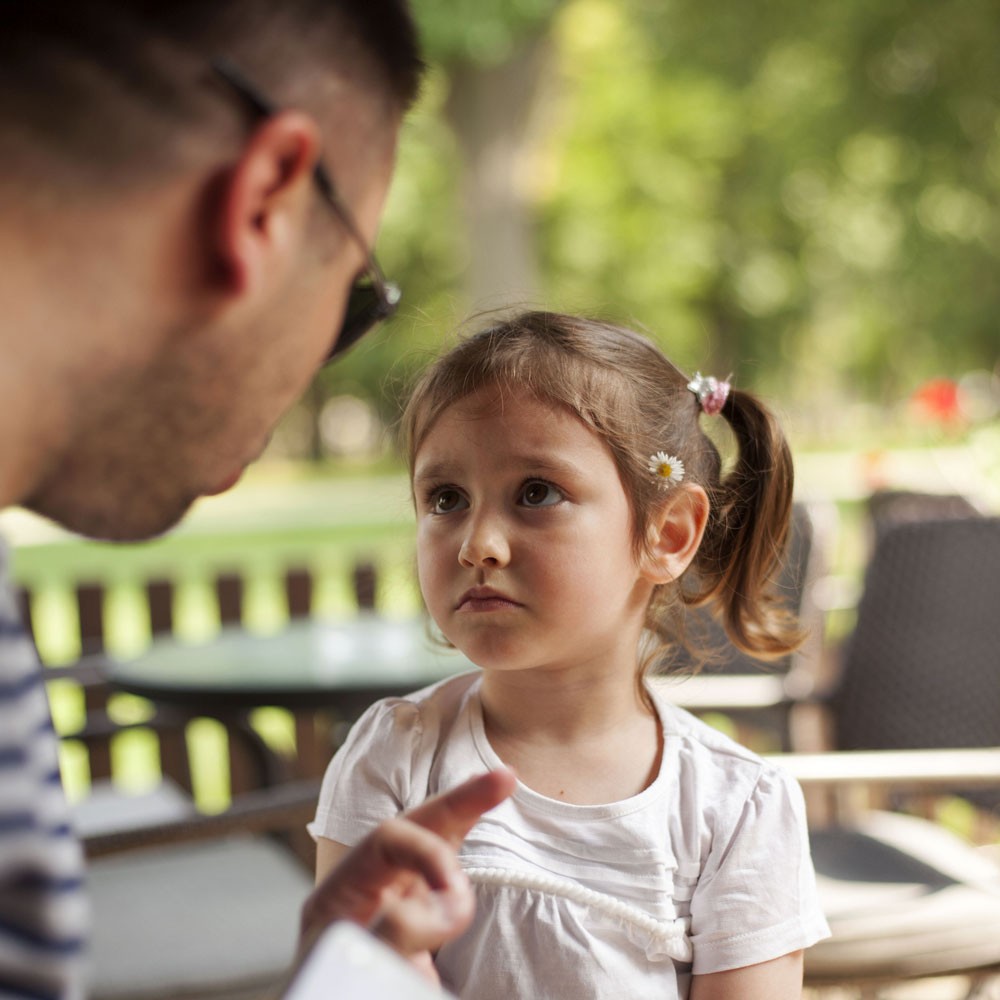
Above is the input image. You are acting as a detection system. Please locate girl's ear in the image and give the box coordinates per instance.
[640,484,710,585]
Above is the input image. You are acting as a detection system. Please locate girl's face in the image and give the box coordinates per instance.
[413,386,657,681]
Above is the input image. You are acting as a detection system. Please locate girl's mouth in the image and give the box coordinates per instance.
[456,587,521,612]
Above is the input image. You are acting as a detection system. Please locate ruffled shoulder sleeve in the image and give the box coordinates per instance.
[307,673,481,845]
[308,696,430,846]
[689,761,830,974]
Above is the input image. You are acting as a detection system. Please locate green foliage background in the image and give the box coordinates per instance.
[317,0,1000,434]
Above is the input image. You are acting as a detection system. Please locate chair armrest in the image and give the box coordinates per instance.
[44,659,112,687]
[764,746,1000,789]
[764,747,1000,826]
[83,779,321,858]
[61,703,192,743]
[651,673,791,712]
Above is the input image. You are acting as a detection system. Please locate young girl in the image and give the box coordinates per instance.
[310,311,829,999]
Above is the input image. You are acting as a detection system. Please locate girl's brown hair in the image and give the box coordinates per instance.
[401,311,801,670]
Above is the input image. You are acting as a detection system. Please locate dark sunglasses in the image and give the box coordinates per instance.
[211,57,401,362]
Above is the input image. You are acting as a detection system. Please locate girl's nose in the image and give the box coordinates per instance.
[458,514,511,568]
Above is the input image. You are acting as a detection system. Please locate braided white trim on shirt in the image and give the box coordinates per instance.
[465,866,692,961]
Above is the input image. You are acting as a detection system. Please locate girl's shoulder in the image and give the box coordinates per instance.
[313,670,484,825]
[354,668,482,739]
[649,694,812,875]
[649,684,798,799]
[399,668,482,714]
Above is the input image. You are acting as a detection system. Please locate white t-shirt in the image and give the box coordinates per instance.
[310,672,829,1000]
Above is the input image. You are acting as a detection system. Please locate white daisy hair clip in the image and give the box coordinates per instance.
[687,371,731,416]
[648,452,685,490]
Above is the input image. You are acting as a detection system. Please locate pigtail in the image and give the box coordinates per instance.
[693,388,803,659]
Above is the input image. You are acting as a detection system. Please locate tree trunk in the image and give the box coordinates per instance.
[444,36,548,311]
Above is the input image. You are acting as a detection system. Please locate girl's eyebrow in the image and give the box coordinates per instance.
[412,460,458,484]
[513,455,577,476]
[414,455,576,482]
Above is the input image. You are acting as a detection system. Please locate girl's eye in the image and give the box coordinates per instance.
[519,480,563,508]
[430,488,468,514]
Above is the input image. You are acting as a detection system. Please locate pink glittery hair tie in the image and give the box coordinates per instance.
[687,372,731,416]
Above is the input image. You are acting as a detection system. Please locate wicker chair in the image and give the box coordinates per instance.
[865,488,981,549]
[801,517,1000,997]
[830,518,1000,761]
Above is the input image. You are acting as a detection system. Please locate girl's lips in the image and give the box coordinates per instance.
[456,588,521,612]
[458,596,521,613]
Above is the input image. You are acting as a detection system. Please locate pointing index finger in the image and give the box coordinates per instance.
[404,768,516,849]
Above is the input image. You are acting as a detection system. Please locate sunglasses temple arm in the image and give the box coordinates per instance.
[212,56,393,298]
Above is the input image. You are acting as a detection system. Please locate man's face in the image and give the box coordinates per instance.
[25,100,399,541]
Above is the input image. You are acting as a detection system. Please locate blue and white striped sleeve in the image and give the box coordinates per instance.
[0,542,88,1000]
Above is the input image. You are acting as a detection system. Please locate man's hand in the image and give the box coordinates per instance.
[300,769,515,958]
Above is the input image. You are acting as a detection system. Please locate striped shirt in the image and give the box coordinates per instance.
[0,539,87,999]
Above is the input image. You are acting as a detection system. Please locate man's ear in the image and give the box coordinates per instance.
[215,110,321,295]
[640,484,710,585]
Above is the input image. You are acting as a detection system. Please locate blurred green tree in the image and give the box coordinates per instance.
[294,0,1000,457]
[537,0,1000,410]
[306,0,560,443]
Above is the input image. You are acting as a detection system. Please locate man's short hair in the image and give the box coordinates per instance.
[0,0,423,181]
